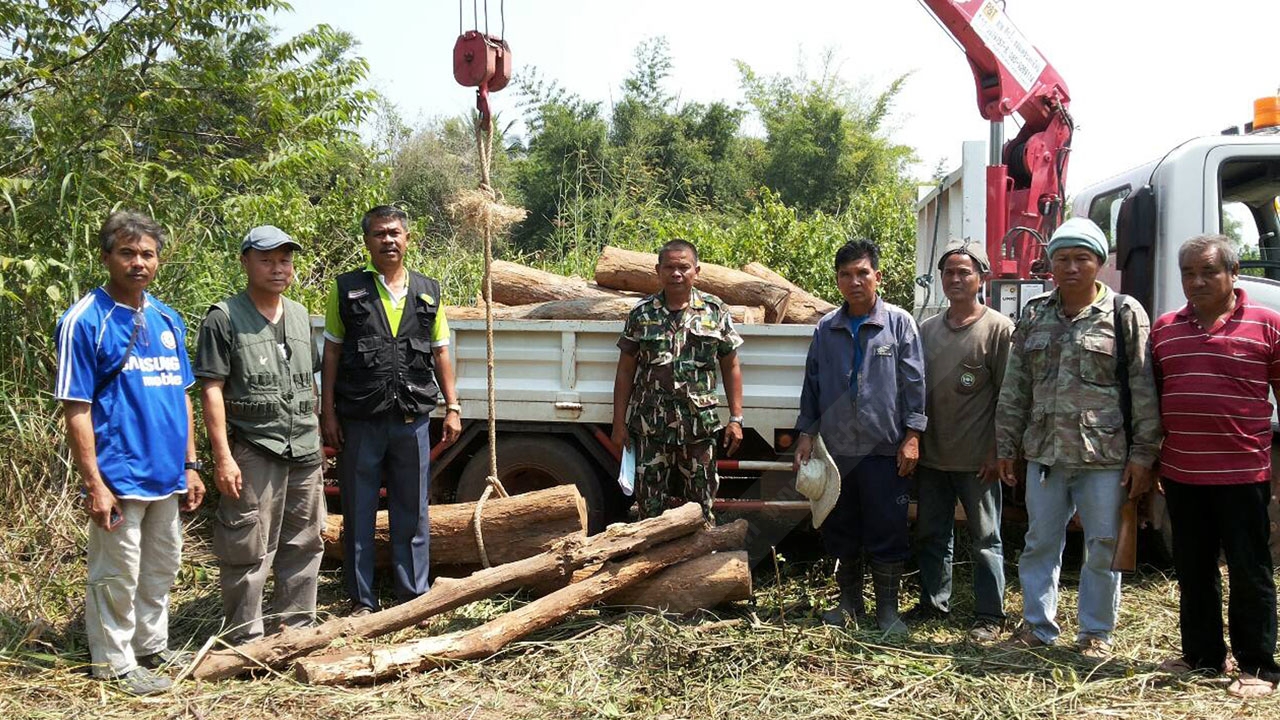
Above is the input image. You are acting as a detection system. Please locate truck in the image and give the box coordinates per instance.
[912,0,1280,556]
[317,316,819,553]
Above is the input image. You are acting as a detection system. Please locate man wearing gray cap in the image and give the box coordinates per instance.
[995,217,1162,658]
[195,225,325,644]
[910,239,1012,642]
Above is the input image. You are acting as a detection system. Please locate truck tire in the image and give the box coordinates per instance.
[455,435,608,533]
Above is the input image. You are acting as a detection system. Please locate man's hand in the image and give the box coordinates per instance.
[86,483,121,531]
[181,471,206,512]
[321,411,343,451]
[442,411,462,446]
[610,423,630,453]
[722,421,743,457]
[792,433,814,471]
[978,459,1001,484]
[896,433,919,477]
[215,456,243,500]
[997,458,1020,487]
[1121,461,1154,500]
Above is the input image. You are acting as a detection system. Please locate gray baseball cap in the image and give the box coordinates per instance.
[241,225,302,254]
[937,238,991,274]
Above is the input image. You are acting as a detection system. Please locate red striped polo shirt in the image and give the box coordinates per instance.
[1151,288,1280,484]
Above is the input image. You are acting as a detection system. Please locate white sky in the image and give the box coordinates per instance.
[276,0,1280,195]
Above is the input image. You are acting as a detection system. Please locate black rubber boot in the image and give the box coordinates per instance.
[821,558,866,627]
[870,560,909,636]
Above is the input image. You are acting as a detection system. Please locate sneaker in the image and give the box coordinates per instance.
[967,619,1004,644]
[1000,624,1048,649]
[108,666,172,696]
[901,603,949,624]
[348,603,376,618]
[137,648,194,670]
[1075,636,1112,659]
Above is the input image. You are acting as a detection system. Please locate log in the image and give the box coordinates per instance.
[739,262,836,324]
[594,246,791,323]
[490,260,630,306]
[608,550,751,612]
[295,519,750,685]
[320,484,587,568]
[193,503,708,681]
[445,298,766,324]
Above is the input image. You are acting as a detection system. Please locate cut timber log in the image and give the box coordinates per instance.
[608,550,751,612]
[295,519,749,685]
[320,484,586,568]
[739,262,835,324]
[445,298,765,324]
[594,246,791,323]
[193,503,707,681]
[490,260,630,306]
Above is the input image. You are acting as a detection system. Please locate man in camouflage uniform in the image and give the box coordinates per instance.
[612,239,744,521]
[995,217,1162,658]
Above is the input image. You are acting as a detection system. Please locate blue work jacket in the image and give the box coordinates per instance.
[795,297,928,459]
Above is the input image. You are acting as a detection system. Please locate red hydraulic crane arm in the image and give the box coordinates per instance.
[920,0,1074,279]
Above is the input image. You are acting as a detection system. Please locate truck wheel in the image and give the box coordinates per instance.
[455,435,608,533]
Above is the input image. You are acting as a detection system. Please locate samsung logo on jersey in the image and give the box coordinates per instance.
[125,355,182,373]
[142,373,185,387]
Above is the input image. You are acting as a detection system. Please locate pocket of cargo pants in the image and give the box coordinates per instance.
[212,506,264,566]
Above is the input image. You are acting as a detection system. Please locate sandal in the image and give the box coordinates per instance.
[1227,673,1276,699]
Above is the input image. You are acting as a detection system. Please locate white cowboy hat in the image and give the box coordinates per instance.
[795,434,840,528]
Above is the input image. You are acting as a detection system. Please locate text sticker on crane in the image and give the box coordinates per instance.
[971,0,1047,93]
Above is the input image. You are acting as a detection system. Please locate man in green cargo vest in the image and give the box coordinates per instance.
[195,225,325,644]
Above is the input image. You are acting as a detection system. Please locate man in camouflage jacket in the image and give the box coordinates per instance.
[995,217,1162,657]
[612,239,744,521]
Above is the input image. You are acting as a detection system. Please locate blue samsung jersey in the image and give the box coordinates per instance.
[54,287,194,500]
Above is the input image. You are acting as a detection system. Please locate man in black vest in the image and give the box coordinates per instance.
[320,206,462,615]
[196,225,325,644]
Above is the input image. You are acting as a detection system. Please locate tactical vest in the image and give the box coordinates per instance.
[334,269,441,419]
[213,292,321,460]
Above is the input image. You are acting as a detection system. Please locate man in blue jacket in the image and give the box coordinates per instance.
[793,239,927,635]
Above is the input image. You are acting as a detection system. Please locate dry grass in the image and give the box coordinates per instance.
[3,498,1279,720]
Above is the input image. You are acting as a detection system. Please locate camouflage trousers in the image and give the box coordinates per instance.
[632,434,718,522]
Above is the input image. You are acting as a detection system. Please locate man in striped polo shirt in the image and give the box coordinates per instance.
[1151,234,1280,698]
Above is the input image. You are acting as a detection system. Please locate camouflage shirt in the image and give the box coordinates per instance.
[995,284,1162,470]
[618,288,744,444]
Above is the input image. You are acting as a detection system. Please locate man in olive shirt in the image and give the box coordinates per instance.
[196,226,325,644]
[913,240,1013,642]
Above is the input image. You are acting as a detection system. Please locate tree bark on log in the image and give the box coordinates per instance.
[445,298,765,323]
[193,503,708,681]
[294,519,749,685]
[320,484,587,568]
[490,260,631,306]
[607,550,751,612]
[594,246,791,323]
[739,262,836,324]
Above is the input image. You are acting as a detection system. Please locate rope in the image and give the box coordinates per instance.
[448,110,526,567]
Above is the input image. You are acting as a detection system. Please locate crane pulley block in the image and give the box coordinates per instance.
[453,31,512,92]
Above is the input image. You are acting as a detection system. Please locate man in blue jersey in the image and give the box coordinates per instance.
[54,211,206,695]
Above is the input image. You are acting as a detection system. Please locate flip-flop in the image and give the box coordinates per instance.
[1227,673,1276,699]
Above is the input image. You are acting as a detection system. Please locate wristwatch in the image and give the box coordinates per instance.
[728,415,745,426]
[184,461,204,472]
[445,403,462,415]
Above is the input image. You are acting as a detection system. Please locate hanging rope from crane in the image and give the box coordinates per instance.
[449,0,526,566]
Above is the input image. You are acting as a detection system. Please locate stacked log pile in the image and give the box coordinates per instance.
[444,249,832,324]
[192,502,750,685]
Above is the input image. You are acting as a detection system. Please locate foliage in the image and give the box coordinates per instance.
[738,53,915,215]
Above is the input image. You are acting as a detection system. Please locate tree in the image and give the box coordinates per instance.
[0,0,382,393]
[737,55,915,214]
